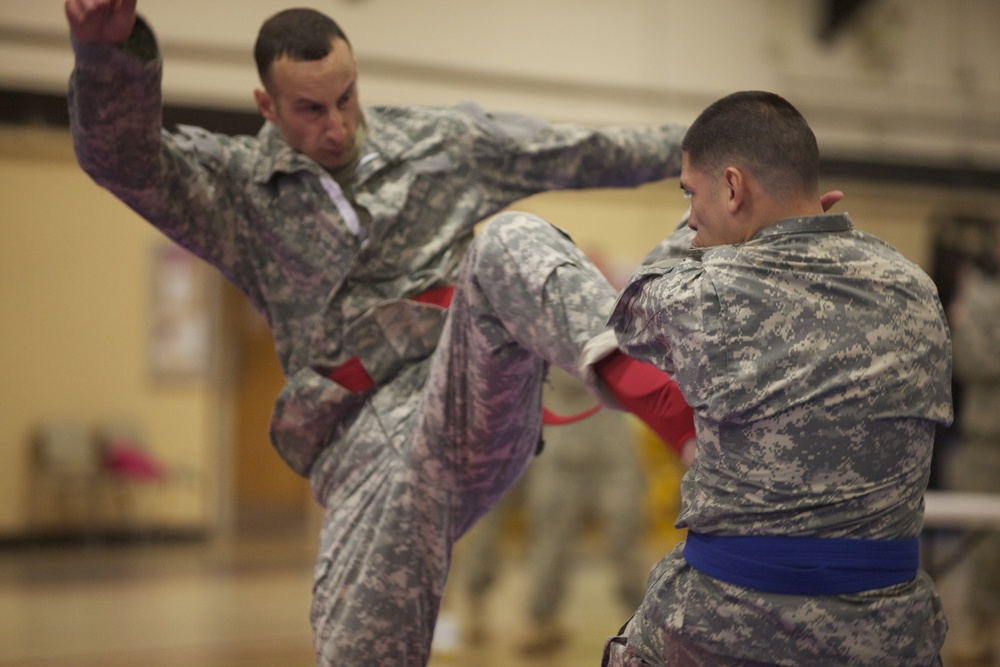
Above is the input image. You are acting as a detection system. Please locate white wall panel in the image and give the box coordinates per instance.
[3,0,999,167]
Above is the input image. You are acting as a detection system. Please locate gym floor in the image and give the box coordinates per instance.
[0,524,987,667]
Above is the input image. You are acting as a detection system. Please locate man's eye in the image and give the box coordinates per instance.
[682,190,693,200]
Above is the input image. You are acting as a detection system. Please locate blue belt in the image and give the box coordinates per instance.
[683,531,920,595]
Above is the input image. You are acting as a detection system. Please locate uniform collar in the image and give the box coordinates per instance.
[251,106,413,185]
[750,213,854,242]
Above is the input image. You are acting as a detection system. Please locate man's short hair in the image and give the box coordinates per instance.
[681,91,819,198]
[254,8,350,86]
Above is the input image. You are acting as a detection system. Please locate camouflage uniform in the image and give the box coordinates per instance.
[951,270,1000,622]
[602,214,953,666]
[67,19,684,666]
[525,366,647,623]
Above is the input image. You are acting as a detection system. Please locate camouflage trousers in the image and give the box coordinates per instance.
[309,212,619,666]
[603,621,945,667]
[601,547,946,666]
[525,388,647,621]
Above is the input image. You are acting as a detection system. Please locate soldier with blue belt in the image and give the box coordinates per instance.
[602,91,952,666]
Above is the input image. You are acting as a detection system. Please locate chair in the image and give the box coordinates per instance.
[30,419,102,537]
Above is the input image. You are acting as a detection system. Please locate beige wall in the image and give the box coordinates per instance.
[0,126,215,535]
[2,124,999,537]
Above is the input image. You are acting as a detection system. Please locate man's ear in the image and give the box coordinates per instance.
[254,88,277,124]
[723,166,747,214]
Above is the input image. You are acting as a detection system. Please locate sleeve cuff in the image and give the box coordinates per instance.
[578,329,625,410]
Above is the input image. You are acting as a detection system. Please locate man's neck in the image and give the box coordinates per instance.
[742,193,826,242]
[325,119,368,186]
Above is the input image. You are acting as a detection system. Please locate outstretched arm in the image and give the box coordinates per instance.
[66,2,257,291]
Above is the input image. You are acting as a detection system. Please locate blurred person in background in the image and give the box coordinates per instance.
[948,226,1000,666]
[515,365,649,655]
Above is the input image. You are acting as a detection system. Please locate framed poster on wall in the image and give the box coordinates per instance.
[148,243,210,382]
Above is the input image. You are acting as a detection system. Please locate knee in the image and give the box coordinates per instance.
[473,211,573,272]
[479,210,552,235]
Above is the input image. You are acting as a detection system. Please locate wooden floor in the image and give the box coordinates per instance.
[0,523,638,667]
[0,525,991,666]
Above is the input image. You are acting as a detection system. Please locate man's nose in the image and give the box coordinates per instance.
[325,109,347,144]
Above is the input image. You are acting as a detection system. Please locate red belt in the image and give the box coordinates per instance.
[407,285,455,308]
[326,286,455,392]
[326,284,601,425]
[541,404,601,425]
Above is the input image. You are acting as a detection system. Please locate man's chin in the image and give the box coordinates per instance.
[319,157,349,171]
[315,149,353,171]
